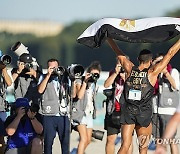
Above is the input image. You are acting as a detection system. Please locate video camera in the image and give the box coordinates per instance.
[0,50,11,66]
[67,64,84,79]
[92,129,104,141]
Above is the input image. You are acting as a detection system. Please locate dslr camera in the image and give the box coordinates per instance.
[23,103,40,114]
[67,64,84,79]
[92,129,104,141]
[90,73,100,82]
[53,66,65,76]
[0,50,11,66]
[11,41,40,70]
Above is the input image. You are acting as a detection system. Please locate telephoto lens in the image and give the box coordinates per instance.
[92,130,104,141]
[53,66,65,76]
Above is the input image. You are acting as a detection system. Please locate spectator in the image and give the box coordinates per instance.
[4,98,43,154]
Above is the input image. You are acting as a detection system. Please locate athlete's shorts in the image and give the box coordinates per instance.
[120,105,152,127]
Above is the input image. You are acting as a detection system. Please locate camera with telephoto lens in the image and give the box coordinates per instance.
[0,55,12,65]
[92,129,104,141]
[11,41,40,71]
[67,64,84,79]
[53,66,65,76]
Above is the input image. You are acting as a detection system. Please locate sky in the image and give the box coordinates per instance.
[0,0,179,25]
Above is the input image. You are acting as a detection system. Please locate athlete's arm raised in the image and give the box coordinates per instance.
[107,38,134,78]
[149,39,180,86]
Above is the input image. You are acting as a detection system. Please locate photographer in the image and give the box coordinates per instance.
[11,53,41,105]
[72,61,101,154]
[4,98,43,154]
[38,58,70,154]
[152,54,179,154]
[104,59,133,154]
[0,50,12,154]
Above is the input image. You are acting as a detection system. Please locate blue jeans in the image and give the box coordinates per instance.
[43,116,70,154]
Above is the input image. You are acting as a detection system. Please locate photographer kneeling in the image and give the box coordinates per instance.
[4,98,43,154]
[72,61,101,154]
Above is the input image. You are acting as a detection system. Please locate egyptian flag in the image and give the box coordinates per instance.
[77,17,180,48]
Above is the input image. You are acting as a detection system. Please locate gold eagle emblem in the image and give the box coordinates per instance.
[119,19,135,30]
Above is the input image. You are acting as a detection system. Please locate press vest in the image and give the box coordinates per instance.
[72,79,96,123]
[14,75,41,105]
[7,119,36,149]
[124,66,154,111]
[40,78,69,116]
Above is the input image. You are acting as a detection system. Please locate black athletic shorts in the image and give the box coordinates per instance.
[104,114,121,136]
[120,104,153,127]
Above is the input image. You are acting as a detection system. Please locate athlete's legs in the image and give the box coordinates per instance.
[135,123,152,154]
[117,124,135,154]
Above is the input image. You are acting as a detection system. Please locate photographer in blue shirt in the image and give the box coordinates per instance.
[4,98,43,154]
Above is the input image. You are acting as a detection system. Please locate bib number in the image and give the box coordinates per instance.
[128,89,141,101]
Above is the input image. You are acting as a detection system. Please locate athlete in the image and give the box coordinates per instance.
[107,38,180,154]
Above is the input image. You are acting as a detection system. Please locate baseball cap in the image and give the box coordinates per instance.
[16,98,30,108]
[19,53,33,63]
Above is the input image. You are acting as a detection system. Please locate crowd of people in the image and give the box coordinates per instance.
[0,39,179,154]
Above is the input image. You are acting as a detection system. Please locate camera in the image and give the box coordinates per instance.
[53,66,65,76]
[0,55,12,65]
[92,129,104,141]
[23,103,39,114]
[68,64,84,79]
[90,73,100,81]
[24,63,33,71]
[11,41,40,69]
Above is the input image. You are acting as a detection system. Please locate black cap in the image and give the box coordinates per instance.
[19,53,33,63]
